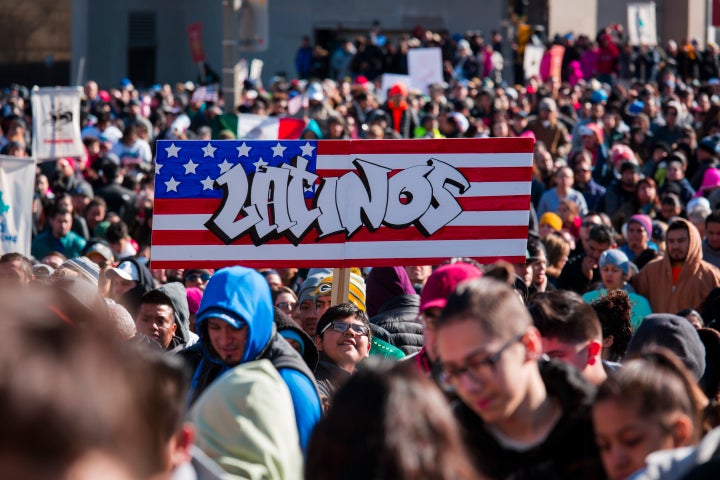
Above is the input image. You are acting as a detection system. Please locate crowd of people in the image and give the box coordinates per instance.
[7,20,720,479]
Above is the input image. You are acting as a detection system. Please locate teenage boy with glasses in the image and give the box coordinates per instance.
[314,303,372,410]
[435,278,604,479]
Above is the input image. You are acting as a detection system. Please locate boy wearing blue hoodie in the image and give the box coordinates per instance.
[181,266,321,452]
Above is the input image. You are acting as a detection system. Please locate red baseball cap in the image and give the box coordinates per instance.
[419,263,483,312]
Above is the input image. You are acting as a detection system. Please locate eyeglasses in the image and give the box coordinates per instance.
[581,221,599,228]
[186,273,211,282]
[439,333,524,387]
[319,321,370,337]
[276,301,297,312]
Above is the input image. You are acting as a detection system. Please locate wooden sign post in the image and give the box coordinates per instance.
[330,267,351,307]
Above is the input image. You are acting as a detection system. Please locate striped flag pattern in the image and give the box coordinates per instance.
[151,138,533,269]
[191,84,219,104]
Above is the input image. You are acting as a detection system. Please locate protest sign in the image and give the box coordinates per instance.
[31,86,84,161]
[191,84,219,104]
[524,44,544,80]
[187,23,206,63]
[627,2,657,46]
[407,48,443,93]
[151,138,533,269]
[0,155,35,256]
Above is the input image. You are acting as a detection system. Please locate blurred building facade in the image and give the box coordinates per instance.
[0,0,714,88]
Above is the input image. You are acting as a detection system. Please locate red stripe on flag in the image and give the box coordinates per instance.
[153,195,531,215]
[278,118,306,139]
[151,255,527,270]
[152,225,529,246]
[458,195,530,211]
[154,198,222,214]
[317,137,534,155]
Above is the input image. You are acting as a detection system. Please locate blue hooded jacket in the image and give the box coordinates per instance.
[193,266,321,452]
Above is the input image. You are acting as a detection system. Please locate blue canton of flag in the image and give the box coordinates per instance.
[154,140,318,199]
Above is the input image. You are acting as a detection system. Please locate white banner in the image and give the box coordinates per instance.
[249,58,264,83]
[31,86,84,161]
[0,155,35,256]
[407,48,443,94]
[524,45,545,80]
[627,2,657,46]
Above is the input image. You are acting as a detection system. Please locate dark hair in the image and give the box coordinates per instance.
[305,360,481,480]
[316,303,370,338]
[528,290,602,344]
[590,289,633,362]
[50,206,72,218]
[668,219,690,235]
[139,289,173,310]
[261,269,280,280]
[528,237,547,260]
[439,278,530,340]
[87,196,107,211]
[595,348,708,443]
[105,220,129,243]
[589,224,615,244]
[706,212,720,227]
[661,192,681,208]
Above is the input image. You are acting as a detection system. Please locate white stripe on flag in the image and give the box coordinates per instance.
[153,210,531,231]
[316,153,532,170]
[151,239,528,261]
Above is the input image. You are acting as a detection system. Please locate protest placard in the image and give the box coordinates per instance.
[407,48,443,93]
[627,2,657,46]
[31,86,84,161]
[151,138,533,269]
[0,155,35,256]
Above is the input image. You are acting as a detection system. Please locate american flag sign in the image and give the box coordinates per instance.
[151,138,534,269]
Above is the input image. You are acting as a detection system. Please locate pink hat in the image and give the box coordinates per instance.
[610,144,636,170]
[186,287,203,315]
[697,167,720,195]
[627,214,652,237]
[419,263,483,312]
[580,122,605,144]
[520,130,536,141]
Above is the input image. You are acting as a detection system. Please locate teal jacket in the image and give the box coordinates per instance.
[31,229,86,260]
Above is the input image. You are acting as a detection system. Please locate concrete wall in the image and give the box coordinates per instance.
[548,0,597,38]
[78,0,222,87]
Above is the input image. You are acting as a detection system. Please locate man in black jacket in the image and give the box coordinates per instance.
[435,278,605,479]
[366,266,422,354]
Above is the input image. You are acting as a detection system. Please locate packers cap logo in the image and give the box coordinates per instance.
[315,278,334,296]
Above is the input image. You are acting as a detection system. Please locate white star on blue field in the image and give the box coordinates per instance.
[154,140,318,199]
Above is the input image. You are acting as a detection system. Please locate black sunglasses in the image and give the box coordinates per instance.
[186,273,211,282]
